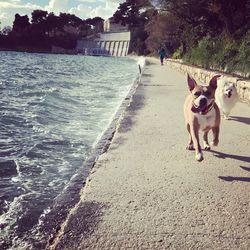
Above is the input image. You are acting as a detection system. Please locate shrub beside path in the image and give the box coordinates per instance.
[50,58,250,250]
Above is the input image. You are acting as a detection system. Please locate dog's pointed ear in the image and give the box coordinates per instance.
[209,75,221,89]
[187,74,197,91]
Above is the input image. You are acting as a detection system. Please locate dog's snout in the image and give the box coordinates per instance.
[200,98,207,106]
[226,89,232,97]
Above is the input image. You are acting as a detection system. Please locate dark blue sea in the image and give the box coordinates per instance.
[0,51,140,249]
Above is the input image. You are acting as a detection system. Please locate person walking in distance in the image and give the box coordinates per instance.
[158,48,166,65]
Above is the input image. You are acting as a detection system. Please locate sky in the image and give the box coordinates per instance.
[0,0,125,28]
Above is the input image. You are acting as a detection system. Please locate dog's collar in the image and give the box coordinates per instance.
[191,99,215,115]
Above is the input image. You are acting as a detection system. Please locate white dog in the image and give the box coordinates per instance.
[215,77,238,119]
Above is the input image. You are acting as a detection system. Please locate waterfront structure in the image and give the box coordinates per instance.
[76,18,130,56]
[103,18,129,32]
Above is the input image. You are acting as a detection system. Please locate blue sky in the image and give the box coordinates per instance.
[0,0,124,28]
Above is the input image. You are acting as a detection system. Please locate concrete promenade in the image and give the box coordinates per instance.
[50,59,250,249]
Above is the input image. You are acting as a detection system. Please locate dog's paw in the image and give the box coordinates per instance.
[211,140,219,147]
[186,144,194,150]
[204,143,211,150]
[195,153,203,161]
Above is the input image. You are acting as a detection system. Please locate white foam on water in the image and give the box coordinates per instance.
[0,52,139,247]
[136,56,146,69]
[0,193,30,227]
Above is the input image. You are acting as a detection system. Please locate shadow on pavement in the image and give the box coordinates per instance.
[142,73,153,77]
[118,85,145,133]
[229,116,250,125]
[210,150,250,163]
[240,166,250,172]
[218,176,250,182]
[240,166,250,171]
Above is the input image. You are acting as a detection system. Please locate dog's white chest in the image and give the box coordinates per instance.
[196,108,216,131]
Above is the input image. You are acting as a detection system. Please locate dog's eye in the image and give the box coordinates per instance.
[194,91,201,96]
[205,91,211,96]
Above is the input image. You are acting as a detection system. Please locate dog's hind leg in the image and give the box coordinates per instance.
[211,126,219,146]
[203,131,210,150]
[186,123,194,150]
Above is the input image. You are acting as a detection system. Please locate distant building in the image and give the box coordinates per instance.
[103,18,129,33]
[76,18,130,57]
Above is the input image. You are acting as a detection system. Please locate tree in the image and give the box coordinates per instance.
[59,13,82,28]
[45,12,59,36]
[1,26,12,36]
[145,13,182,54]
[207,0,250,39]
[85,17,104,32]
[31,10,48,24]
[113,0,153,28]
[157,0,250,40]
[112,0,156,55]
[12,14,30,34]
[78,21,92,37]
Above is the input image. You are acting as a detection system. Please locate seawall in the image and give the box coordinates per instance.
[30,58,144,249]
[166,59,250,105]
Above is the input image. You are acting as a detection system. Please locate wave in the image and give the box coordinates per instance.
[0,52,139,249]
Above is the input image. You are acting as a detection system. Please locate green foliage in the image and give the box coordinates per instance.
[155,0,249,76]
[236,32,250,75]
[0,0,249,76]
[183,36,215,69]
[172,47,182,59]
[183,34,250,76]
[113,0,153,28]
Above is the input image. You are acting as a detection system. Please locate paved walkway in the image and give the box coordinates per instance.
[51,59,250,250]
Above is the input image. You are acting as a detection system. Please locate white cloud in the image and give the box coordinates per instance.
[70,0,123,20]
[91,1,120,18]
[107,0,125,3]
[45,0,69,14]
[0,0,125,29]
[77,0,102,3]
[0,1,43,27]
[0,12,8,20]
[0,0,21,3]
[69,4,92,18]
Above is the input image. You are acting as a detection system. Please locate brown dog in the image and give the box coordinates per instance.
[184,74,221,161]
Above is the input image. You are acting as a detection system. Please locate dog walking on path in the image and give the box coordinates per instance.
[184,74,221,161]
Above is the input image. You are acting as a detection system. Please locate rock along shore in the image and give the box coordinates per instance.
[48,58,250,250]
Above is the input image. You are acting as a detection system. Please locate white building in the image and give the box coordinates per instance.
[76,18,130,56]
[103,18,129,33]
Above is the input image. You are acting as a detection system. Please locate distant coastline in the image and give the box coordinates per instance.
[0,47,77,55]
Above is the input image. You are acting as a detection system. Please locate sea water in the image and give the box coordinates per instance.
[0,51,140,249]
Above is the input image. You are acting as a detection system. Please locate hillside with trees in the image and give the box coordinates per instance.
[112,0,250,76]
[0,10,103,52]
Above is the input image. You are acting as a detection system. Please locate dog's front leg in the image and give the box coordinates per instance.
[203,131,210,150]
[186,123,194,150]
[190,127,203,161]
[211,126,219,146]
